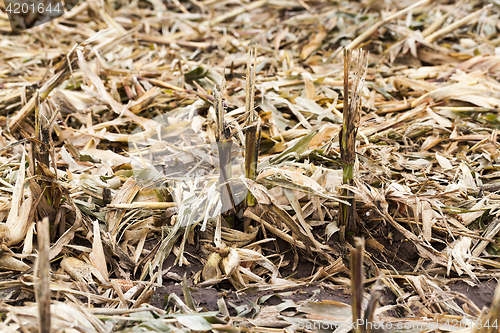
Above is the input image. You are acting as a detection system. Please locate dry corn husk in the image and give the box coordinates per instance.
[60,256,108,285]
[110,279,135,293]
[202,252,223,281]
[61,257,94,284]
[220,226,259,247]
[220,248,240,276]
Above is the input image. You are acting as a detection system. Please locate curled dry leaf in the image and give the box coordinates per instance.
[60,257,94,284]
[0,253,30,272]
[60,256,107,286]
[221,248,240,277]
[5,153,32,247]
[202,252,223,281]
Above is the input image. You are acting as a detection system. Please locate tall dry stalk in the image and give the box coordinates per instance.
[339,49,367,234]
[214,80,237,219]
[27,97,61,236]
[244,46,261,209]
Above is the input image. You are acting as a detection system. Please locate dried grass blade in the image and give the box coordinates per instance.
[8,54,79,131]
[89,219,109,282]
[425,5,492,43]
[208,0,267,26]
[329,0,430,60]
[106,178,140,236]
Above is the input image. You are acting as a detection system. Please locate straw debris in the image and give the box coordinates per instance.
[0,0,499,332]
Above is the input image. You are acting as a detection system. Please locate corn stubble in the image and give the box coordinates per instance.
[350,237,383,333]
[243,46,262,233]
[339,48,367,235]
[244,46,261,209]
[35,217,50,333]
[214,81,237,218]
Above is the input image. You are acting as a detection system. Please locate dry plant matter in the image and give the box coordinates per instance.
[0,0,500,332]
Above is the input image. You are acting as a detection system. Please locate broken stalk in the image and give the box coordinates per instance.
[214,83,237,221]
[339,48,367,235]
[244,46,261,209]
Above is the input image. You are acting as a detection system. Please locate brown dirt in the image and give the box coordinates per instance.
[148,226,496,316]
[448,280,497,310]
[152,282,351,316]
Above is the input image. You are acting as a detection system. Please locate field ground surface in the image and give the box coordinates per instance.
[0,0,500,332]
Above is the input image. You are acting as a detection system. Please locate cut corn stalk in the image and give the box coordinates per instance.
[214,79,237,217]
[244,46,261,208]
[35,217,51,333]
[350,237,364,333]
[339,48,367,234]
